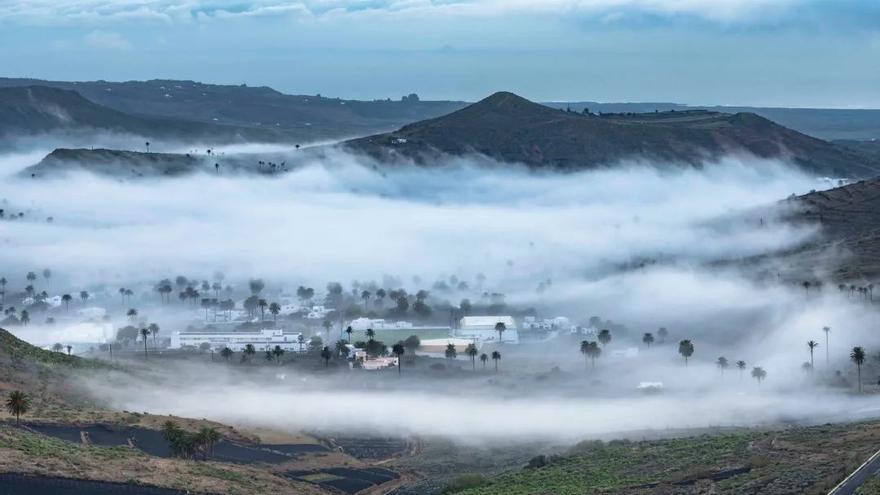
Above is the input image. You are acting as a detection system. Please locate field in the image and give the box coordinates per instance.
[442,422,880,495]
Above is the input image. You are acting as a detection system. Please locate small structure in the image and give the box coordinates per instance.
[169,328,303,352]
[417,338,478,357]
[457,316,519,344]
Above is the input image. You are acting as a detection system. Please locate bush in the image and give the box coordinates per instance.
[442,474,489,494]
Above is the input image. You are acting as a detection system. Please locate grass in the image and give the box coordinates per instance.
[447,423,880,495]
[0,328,109,370]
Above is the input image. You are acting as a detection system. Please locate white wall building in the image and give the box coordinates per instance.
[456,316,519,344]
[169,329,304,352]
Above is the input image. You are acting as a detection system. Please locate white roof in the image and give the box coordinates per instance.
[460,316,515,327]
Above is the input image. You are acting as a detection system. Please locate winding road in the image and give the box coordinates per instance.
[829,448,880,495]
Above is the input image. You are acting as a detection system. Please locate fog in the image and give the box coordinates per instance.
[3,141,878,445]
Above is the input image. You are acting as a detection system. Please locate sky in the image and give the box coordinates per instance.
[0,0,878,107]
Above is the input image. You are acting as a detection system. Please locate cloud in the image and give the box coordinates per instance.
[82,29,132,50]
[0,0,831,25]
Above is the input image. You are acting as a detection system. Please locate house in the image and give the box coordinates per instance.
[457,316,519,344]
[417,338,478,357]
[169,328,304,352]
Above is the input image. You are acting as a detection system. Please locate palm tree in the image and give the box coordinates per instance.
[61,294,72,311]
[269,302,280,322]
[5,390,30,424]
[736,360,746,380]
[678,340,694,366]
[851,346,866,393]
[361,290,371,311]
[642,333,654,348]
[807,340,819,371]
[822,326,831,367]
[445,343,457,360]
[491,350,501,372]
[127,308,138,322]
[272,345,285,363]
[264,350,274,362]
[320,346,332,367]
[751,366,767,384]
[392,343,405,375]
[658,327,668,343]
[20,310,29,326]
[149,323,160,347]
[480,353,488,370]
[580,340,590,369]
[345,326,353,343]
[220,347,233,361]
[465,343,478,370]
[366,328,375,342]
[140,328,150,358]
[79,290,89,303]
[598,329,612,348]
[258,299,267,320]
[243,344,256,362]
[322,319,332,337]
[494,322,506,343]
[65,345,72,356]
[716,356,729,375]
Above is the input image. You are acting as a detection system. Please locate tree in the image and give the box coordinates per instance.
[658,327,668,343]
[823,326,831,367]
[6,390,30,424]
[751,366,767,384]
[495,322,506,343]
[258,299,268,320]
[249,279,265,295]
[807,340,819,371]
[149,323,160,346]
[320,346,332,367]
[366,328,375,342]
[127,308,138,322]
[716,356,729,375]
[20,310,29,326]
[480,353,488,370]
[642,333,654,348]
[220,347,233,361]
[269,302,281,321]
[598,329,612,348]
[52,343,63,352]
[272,345,285,363]
[851,346,866,393]
[736,360,746,380]
[243,344,256,362]
[580,340,591,369]
[345,326,353,343]
[80,290,89,303]
[61,294,72,311]
[335,339,349,358]
[264,350,274,362]
[66,345,72,356]
[361,290,371,311]
[445,343,457,360]
[491,350,502,372]
[392,343,405,375]
[466,343,479,370]
[583,341,601,368]
[140,327,151,358]
[322,319,332,337]
[678,340,694,366]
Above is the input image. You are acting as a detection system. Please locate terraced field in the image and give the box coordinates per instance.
[448,422,880,495]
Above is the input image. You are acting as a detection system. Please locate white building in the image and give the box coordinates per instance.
[457,316,519,344]
[169,329,304,352]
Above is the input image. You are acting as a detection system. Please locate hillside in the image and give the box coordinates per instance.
[0,86,299,143]
[782,177,880,279]
[345,92,880,177]
[0,78,467,139]
[22,148,209,178]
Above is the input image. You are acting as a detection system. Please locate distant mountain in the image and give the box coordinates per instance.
[345,92,880,177]
[0,85,298,143]
[0,77,467,139]
[547,102,880,141]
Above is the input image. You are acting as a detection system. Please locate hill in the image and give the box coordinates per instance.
[547,102,880,141]
[0,86,304,144]
[345,92,880,177]
[781,177,880,280]
[22,148,208,178]
[0,78,467,140]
